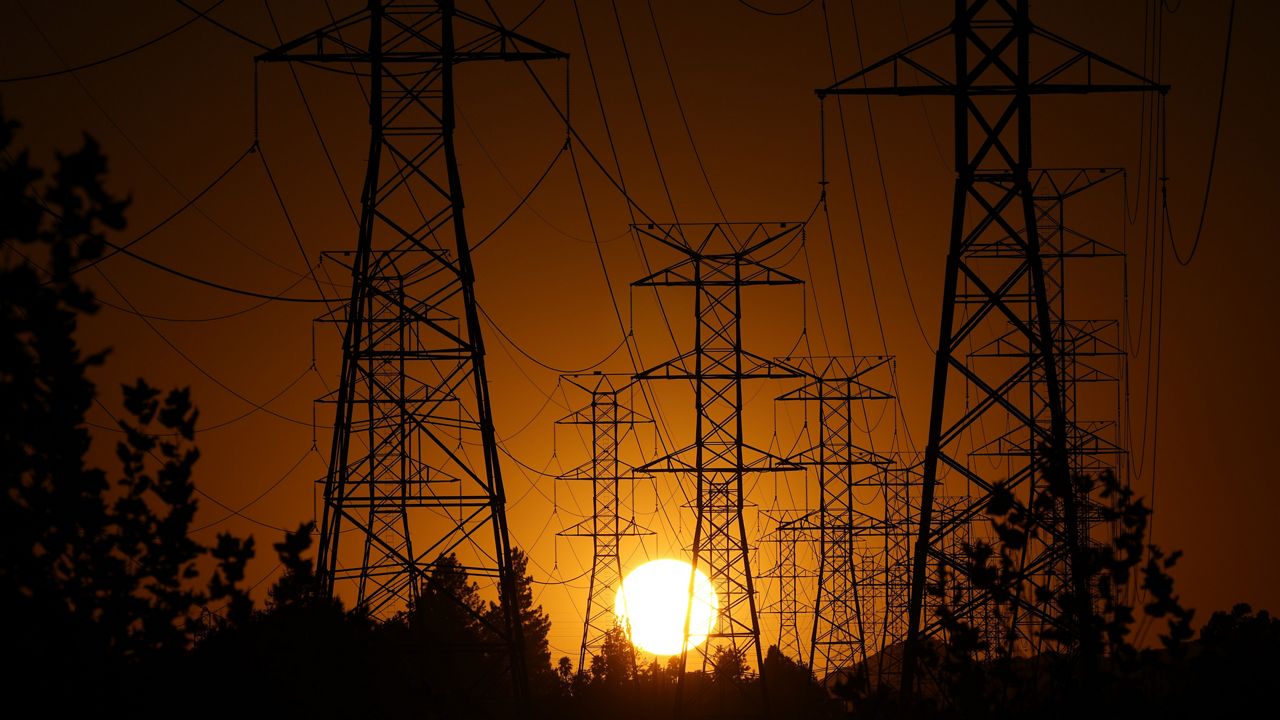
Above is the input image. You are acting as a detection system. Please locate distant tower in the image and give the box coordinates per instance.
[633,222,803,702]
[260,0,563,699]
[776,356,893,680]
[758,509,811,663]
[819,0,1165,696]
[967,169,1130,649]
[555,374,652,675]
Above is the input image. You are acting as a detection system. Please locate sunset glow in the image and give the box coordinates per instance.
[614,559,718,657]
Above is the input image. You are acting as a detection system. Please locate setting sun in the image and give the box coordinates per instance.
[614,559,718,657]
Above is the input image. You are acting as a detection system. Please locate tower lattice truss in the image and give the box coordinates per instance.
[634,222,804,677]
[556,375,652,674]
[774,357,893,680]
[260,0,563,697]
[821,0,1162,683]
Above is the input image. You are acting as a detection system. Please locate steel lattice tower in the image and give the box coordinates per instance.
[260,0,563,697]
[633,222,803,698]
[555,374,652,675]
[759,509,811,663]
[968,168,1130,650]
[859,459,918,685]
[818,0,1165,696]
[775,356,893,680]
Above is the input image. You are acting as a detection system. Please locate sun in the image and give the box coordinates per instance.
[614,559,718,656]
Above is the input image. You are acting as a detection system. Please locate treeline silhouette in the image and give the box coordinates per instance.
[3,108,1277,719]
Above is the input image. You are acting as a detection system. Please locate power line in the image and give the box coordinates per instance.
[94,273,314,322]
[101,237,331,303]
[174,0,270,50]
[12,4,295,280]
[260,0,361,224]
[76,144,259,275]
[820,0,933,354]
[643,0,732,225]
[608,0,682,223]
[3,0,227,83]
[89,265,316,428]
[175,0,379,80]
[737,0,816,17]
[468,136,570,253]
[479,303,631,374]
[14,141,314,307]
[1170,0,1235,266]
[189,445,318,533]
[91,395,297,534]
[90,362,316,435]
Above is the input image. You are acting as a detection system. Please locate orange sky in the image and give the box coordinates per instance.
[2,0,1277,663]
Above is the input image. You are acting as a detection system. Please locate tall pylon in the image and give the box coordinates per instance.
[818,0,1165,697]
[555,374,653,675]
[775,356,893,681]
[632,222,803,705]
[259,0,563,698]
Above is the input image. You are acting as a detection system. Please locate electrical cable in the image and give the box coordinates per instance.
[3,1,227,83]
[6,239,321,436]
[176,0,379,79]
[822,0,933,354]
[73,144,258,275]
[174,0,270,50]
[92,396,297,533]
[99,237,331,303]
[1169,0,1234,266]
[820,2,919,455]
[89,265,316,428]
[261,0,361,224]
[558,3,685,463]
[93,276,311,322]
[737,0,816,17]
[479,303,631,374]
[189,445,318,533]
[89,362,315,436]
[608,0,682,225]
[12,5,297,282]
[257,143,346,314]
[471,140,570,252]
[643,0,733,226]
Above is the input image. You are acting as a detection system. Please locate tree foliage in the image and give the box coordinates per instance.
[1,105,256,713]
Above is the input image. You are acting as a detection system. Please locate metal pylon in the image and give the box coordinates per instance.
[775,356,893,681]
[555,374,653,675]
[818,0,1165,697]
[260,0,563,699]
[632,222,804,707]
[758,509,812,663]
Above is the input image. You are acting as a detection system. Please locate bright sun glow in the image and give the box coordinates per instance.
[614,559,718,656]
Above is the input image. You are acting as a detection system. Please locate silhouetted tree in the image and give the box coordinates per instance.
[710,644,748,684]
[556,654,576,696]
[834,464,1236,720]
[0,104,254,715]
[587,625,637,686]
[762,644,840,718]
[486,547,558,696]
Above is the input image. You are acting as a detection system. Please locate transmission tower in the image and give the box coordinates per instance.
[858,458,918,684]
[758,509,811,663]
[260,0,563,697]
[967,168,1130,650]
[818,0,1165,696]
[775,356,893,681]
[633,222,803,699]
[554,374,653,675]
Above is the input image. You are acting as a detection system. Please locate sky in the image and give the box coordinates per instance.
[1,0,1277,663]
